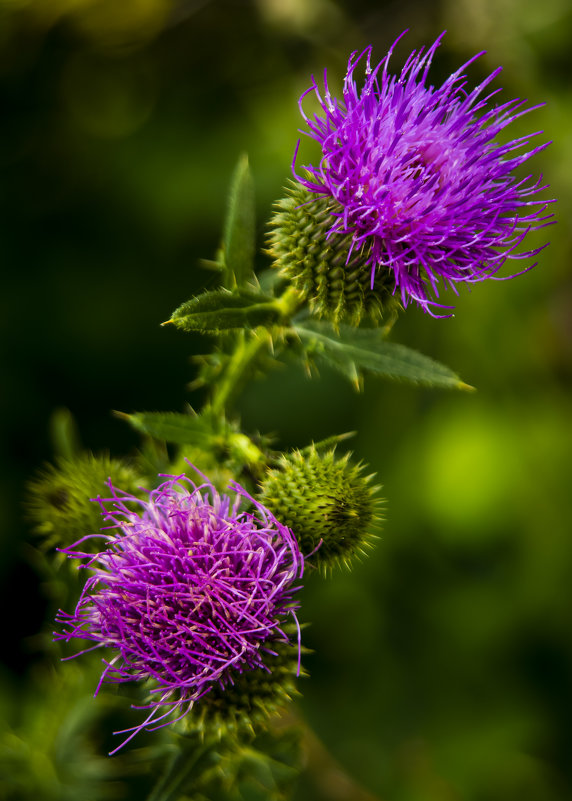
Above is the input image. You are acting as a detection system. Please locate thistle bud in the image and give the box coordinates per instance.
[190,627,306,739]
[267,182,398,327]
[26,454,141,550]
[258,447,382,571]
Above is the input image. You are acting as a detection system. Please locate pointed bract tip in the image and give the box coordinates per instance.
[112,410,131,420]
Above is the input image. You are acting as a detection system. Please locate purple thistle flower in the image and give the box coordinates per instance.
[295,32,554,315]
[55,472,304,753]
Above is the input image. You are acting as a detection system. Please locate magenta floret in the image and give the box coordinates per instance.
[55,473,304,752]
[295,32,554,315]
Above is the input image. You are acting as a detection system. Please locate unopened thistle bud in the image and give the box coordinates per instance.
[26,453,141,550]
[191,626,306,739]
[268,182,397,327]
[258,448,382,572]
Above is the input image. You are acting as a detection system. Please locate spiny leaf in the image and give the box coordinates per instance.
[116,411,217,446]
[294,319,473,390]
[165,288,284,333]
[299,431,356,455]
[223,153,256,289]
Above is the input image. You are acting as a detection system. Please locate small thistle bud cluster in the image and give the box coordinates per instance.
[268,182,397,327]
[258,448,382,572]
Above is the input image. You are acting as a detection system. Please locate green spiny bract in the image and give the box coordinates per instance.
[258,447,382,572]
[267,181,398,327]
[26,453,142,550]
[181,630,306,740]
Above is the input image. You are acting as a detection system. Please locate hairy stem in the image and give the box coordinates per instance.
[209,287,302,416]
[209,329,270,416]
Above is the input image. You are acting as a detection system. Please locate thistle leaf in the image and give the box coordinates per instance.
[222,153,256,289]
[299,431,356,454]
[165,288,284,333]
[294,319,472,390]
[116,411,215,446]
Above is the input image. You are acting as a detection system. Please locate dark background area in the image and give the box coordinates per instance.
[1,0,572,798]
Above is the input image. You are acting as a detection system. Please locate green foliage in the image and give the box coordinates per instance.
[204,728,302,801]
[120,409,218,447]
[294,318,473,390]
[146,726,302,801]
[166,156,261,347]
[49,407,82,461]
[166,287,285,333]
[222,154,256,290]
[0,665,129,801]
[119,409,267,489]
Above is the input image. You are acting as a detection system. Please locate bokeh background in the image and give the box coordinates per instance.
[1,0,571,798]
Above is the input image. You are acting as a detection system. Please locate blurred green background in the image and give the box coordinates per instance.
[1,0,571,798]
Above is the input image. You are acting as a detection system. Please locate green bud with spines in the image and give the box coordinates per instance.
[258,447,383,572]
[267,181,399,327]
[26,453,143,550]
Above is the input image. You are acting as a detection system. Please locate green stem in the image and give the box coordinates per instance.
[210,287,302,416]
[210,330,269,416]
[274,286,303,319]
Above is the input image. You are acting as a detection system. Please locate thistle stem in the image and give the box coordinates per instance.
[209,287,302,416]
[209,329,270,416]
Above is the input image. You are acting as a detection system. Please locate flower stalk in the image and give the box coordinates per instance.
[209,286,302,416]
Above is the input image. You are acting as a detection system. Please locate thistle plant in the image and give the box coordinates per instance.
[20,31,552,801]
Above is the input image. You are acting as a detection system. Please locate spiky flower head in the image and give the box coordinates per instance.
[258,448,382,572]
[274,32,552,317]
[55,472,304,751]
[26,453,141,550]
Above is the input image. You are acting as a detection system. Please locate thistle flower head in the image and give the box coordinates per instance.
[55,472,304,751]
[289,32,553,316]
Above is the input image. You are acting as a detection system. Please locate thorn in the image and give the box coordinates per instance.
[161,319,175,327]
